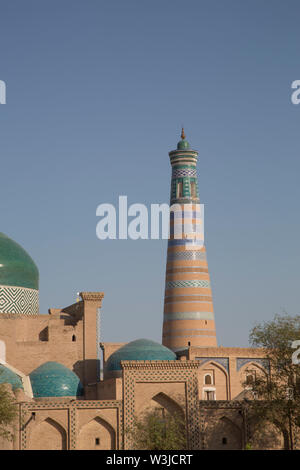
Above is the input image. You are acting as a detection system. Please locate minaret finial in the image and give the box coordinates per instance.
[181,127,185,140]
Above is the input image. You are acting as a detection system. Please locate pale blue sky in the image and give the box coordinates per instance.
[0,0,300,346]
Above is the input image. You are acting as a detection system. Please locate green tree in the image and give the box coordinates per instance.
[126,408,187,450]
[246,313,300,450]
[0,383,17,441]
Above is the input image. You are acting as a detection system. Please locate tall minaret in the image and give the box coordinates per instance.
[162,130,217,352]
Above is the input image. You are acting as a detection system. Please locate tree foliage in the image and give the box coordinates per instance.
[246,314,300,449]
[126,408,187,450]
[0,384,17,441]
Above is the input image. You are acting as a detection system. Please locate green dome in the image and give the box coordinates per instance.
[0,233,39,290]
[177,139,190,150]
[29,362,83,398]
[0,364,23,390]
[105,339,176,376]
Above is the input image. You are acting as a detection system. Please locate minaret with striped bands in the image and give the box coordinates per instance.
[162,129,217,352]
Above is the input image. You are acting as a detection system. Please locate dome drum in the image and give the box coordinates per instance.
[105,339,176,378]
[0,233,39,315]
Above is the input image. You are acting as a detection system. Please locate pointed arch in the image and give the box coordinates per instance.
[199,360,229,377]
[29,417,67,450]
[150,392,185,419]
[205,415,242,450]
[239,361,268,375]
[239,361,269,392]
[78,416,115,450]
[199,361,229,400]
[250,418,287,450]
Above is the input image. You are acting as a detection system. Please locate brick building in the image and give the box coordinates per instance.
[0,132,293,450]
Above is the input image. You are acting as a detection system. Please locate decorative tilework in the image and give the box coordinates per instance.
[170,211,202,220]
[0,364,23,389]
[163,137,217,350]
[169,224,201,236]
[167,239,204,247]
[236,357,270,372]
[164,312,215,321]
[106,339,176,374]
[29,362,83,397]
[170,198,200,205]
[122,361,201,450]
[167,251,207,261]
[165,280,210,289]
[0,285,39,315]
[164,299,212,304]
[96,307,101,380]
[163,334,216,339]
[20,400,123,450]
[172,168,197,178]
[69,405,77,450]
[196,357,229,373]
[0,232,39,290]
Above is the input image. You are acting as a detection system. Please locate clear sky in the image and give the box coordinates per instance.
[0,0,300,347]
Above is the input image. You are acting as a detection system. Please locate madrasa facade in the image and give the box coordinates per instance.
[0,132,292,451]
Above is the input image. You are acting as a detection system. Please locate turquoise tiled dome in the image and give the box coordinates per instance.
[29,362,83,398]
[177,139,190,150]
[0,364,23,390]
[105,339,176,377]
[0,233,39,290]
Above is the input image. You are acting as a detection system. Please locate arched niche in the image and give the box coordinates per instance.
[149,392,185,419]
[78,416,115,450]
[205,416,242,450]
[199,361,229,400]
[29,417,67,450]
[239,361,268,388]
[249,419,287,450]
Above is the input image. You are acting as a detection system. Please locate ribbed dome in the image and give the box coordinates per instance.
[105,339,176,377]
[0,364,23,390]
[29,362,83,398]
[0,233,39,290]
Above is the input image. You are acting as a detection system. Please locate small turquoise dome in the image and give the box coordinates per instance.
[29,362,83,398]
[177,139,190,150]
[0,233,39,290]
[105,339,176,376]
[0,364,23,390]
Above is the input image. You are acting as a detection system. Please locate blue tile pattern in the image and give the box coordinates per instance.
[29,362,83,398]
[196,357,229,373]
[167,239,204,247]
[105,339,176,372]
[236,358,270,372]
[0,364,23,390]
[164,312,214,321]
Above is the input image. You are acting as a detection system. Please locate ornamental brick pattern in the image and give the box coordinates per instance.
[162,133,217,351]
[0,285,39,315]
[122,360,201,450]
[20,400,122,450]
